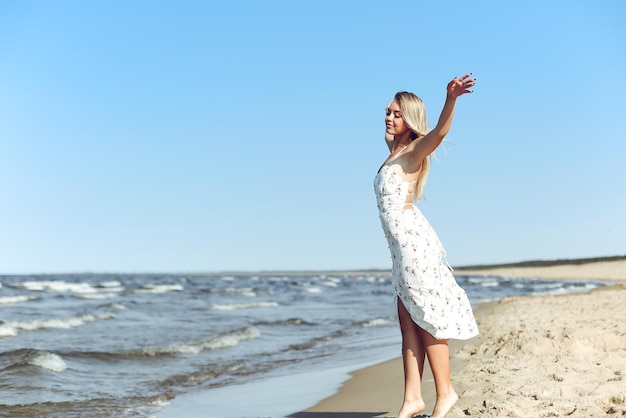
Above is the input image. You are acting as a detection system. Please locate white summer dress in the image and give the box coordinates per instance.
[374,156,479,340]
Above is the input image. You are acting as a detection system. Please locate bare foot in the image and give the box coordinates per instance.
[397,399,426,418]
[430,390,458,418]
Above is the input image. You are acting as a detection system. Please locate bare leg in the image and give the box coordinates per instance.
[396,299,426,418]
[419,327,458,418]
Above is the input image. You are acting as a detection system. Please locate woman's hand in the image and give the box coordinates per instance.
[447,73,476,98]
[412,72,475,161]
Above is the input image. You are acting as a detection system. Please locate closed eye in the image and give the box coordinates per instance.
[385,108,402,118]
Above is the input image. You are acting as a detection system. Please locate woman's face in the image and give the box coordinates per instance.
[385,100,409,136]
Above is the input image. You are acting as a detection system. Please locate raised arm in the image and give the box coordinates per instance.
[410,73,475,162]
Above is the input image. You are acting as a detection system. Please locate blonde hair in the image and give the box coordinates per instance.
[394,91,430,200]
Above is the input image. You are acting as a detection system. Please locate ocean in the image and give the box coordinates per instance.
[0,271,606,417]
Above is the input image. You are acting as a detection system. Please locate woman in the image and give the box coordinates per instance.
[373,73,479,418]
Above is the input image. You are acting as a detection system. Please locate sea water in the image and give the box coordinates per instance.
[0,272,605,417]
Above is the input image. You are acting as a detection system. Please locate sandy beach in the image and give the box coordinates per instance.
[456,258,626,281]
[294,259,626,418]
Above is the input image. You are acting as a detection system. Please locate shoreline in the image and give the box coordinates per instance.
[294,260,626,417]
[157,259,626,417]
[294,307,487,418]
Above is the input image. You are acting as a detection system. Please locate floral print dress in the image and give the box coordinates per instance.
[374,161,479,340]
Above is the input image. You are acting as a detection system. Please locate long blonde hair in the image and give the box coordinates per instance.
[394,91,430,200]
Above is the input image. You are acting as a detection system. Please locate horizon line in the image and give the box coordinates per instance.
[1,254,624,276]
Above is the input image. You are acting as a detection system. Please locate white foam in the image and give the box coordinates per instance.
[149,398,171,408]
[480,280,500,287]
[240,291,257,297]
[75,293,119,300]
[223,287,257,297]
[20,280,124,294]
[268,276,288,282]
[362,318,391,327]
[535,282,563,290]
[148,326,260,355]
[99,280,122,288]
[199,326,260,351]
[10,313,113,331]
[21,280,94,293]
[210,301,279,311]
[320,280,338,288]
[305,287,321,293]
[0,295,38,305]
[468,276,494,284]
[582,283,600,290]
[29,352,68,372]
[134,284,184,294]
[0,323,17,337]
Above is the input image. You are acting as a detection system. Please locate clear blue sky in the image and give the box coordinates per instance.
[1,1,624,274]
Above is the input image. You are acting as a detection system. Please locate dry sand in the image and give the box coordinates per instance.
[295,260,626,418]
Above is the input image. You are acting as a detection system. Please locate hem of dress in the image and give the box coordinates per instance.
[395,294,479,341]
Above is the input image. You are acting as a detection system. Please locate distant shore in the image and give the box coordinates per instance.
[455,254,626,281]
[208,254,626,280]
